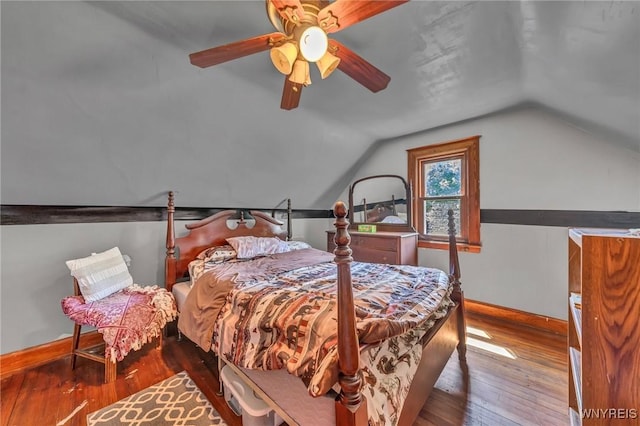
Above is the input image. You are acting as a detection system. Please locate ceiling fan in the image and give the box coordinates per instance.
[189,0,409,110]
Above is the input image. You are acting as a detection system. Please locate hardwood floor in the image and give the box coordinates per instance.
[0,314,567,426]
[418,314,567,425]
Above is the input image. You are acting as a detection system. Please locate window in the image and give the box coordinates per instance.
[407,135,481,252]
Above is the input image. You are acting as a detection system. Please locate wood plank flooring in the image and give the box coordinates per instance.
[0,314,567,426]
[418,314,567,425]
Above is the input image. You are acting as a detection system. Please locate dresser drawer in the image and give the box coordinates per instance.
[326,231,417,266]
[349,234,397,252]
[351,247,396,264]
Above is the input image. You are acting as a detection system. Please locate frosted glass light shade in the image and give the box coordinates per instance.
[270,42,298,75]
[289,60,311,86]
[299,26,328,62]
[316,51,340,79]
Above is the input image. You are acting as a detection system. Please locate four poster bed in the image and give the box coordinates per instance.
[164,191,467,426]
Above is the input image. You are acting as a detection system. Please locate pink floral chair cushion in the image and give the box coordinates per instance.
[61,284,177,362]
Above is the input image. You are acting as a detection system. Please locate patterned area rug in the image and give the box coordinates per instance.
[87,371,227,425]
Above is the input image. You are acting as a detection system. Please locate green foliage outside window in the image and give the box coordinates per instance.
[424,159,462,236]
[425,159,461,196]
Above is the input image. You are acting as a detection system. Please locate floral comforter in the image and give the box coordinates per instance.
[178,247,452,425]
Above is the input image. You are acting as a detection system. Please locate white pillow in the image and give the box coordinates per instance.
[66,247,133,302]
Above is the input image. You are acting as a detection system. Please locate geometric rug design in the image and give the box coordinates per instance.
[87,371,227,425]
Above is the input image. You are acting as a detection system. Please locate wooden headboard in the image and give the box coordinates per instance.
[165,191,290,290]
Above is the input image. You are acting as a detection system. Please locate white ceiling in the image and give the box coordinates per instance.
[1,1,639,209]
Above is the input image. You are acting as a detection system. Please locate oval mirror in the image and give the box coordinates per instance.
[348,174,416,233]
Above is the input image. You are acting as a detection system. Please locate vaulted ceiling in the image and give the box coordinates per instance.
[2,1,638,209]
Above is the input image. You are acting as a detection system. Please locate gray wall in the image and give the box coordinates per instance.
[340,106,640,320]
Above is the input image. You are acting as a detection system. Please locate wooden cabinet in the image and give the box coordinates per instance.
[568,228,640,425]
[326,231,418,266]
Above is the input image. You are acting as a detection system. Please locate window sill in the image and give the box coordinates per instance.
[418,240,482,253]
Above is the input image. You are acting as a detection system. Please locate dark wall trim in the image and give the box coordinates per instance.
[0,205,332,225]
[1,205,638,228]
[481,209,639,229]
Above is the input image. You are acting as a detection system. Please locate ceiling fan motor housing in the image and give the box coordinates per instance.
[269,0,326,35]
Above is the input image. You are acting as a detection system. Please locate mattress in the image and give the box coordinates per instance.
[172,282,191,312]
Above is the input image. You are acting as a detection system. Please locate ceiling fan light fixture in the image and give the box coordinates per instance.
[316,51,340,79]
[270,42,298,75]
[289,59,311,86]
[188,0,408,110]
[298,26,328,62]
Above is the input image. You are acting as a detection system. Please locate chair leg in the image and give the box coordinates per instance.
[71,323,81,370]
[104,358,117,383]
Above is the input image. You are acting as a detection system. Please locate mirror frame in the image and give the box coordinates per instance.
[348,174,416,233]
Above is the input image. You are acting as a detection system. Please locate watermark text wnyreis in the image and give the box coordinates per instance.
[582,409,638,420]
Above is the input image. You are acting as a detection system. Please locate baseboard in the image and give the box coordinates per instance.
[465,299,567,336]
[0,331,103,378]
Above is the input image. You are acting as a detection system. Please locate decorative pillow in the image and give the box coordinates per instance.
[226,236,289,259]
[196,245,237,263]
[65,247,133,303]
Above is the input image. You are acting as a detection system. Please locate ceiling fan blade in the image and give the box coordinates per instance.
[317,0,408,34]
[281,77,303,110]
[329,40,390,93]
[270,0,306,24]
[190,32,285,68]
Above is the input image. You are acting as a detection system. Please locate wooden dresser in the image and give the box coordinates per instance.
[326,231,418,266]
[568,228,640,425]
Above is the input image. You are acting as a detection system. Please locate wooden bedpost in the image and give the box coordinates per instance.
[448,209,467,363]
[165,191,177,291]
[333,202,368,426]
